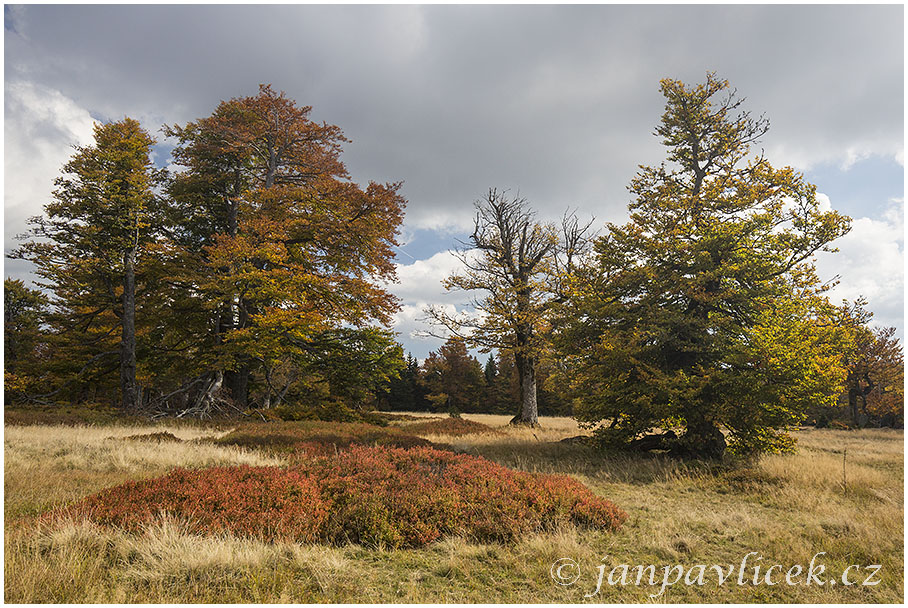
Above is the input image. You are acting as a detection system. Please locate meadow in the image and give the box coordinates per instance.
[4,414,904,603]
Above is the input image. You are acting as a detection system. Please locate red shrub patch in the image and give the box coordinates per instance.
[404,417,502,437]
[56,446,626,548]
[63,466,328,542]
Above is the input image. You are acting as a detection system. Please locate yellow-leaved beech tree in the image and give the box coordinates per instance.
[555,74,852,457]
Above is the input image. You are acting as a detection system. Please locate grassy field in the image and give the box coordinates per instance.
[4,414,904,602]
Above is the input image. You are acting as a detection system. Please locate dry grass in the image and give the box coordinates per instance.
[4,424,283,519]
[4,417,903,602]
[410,413,587,447]
[4,517,356,602]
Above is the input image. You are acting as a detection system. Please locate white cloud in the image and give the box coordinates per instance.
[387,303,444,353]
[389,249,479,304]
[404,208,477,233]
[4,81,97,280]
[383,250,485,355]
[815,197,904,335]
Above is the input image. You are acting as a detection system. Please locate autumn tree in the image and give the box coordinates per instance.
[4,278,49,400]
[835,300,904,427]
[163,85,405,413]
[421,336,486,414]
[860,328,904,427]
[11,119,161,410]
[426,189,591,426]
[556,74,851,457]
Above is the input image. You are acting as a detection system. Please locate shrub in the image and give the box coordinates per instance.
[60,466,327,542]
[311,446,626,546]
[264,402,391,427]
[122,432,181,442]
[404,417,502,437]
[214,421,434,456]
[56,446,627,548]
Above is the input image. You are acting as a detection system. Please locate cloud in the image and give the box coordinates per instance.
[4,5,901,235]
[815,197,904,335]
[389,250,478,303]
[383,250,485,355]
[4,81,97,275]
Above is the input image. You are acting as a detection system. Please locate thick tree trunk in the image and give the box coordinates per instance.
[677,417,726,459]
[225,365,250,408]
[510,352,539,426]
[120,247,139,411]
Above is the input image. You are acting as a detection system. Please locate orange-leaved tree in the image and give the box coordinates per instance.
[163,85,405,412]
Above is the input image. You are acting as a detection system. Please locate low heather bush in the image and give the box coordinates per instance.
[404,417,502,437]
[56,446,626,548]
[122,432,182,442]
[63,466,327,542]
[214,421,434,456]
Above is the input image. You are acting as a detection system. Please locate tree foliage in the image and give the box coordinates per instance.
[830,300,904,427]
[159,85,405,413]
[8,87,406,417]
[556,74,852,457]
[421,337,486,414]
[4,279,49,398]
[11,119,162,408]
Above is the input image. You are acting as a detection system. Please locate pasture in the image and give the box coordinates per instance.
[4,414,903,602]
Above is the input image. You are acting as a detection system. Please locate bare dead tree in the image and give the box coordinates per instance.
[424,189,594,426]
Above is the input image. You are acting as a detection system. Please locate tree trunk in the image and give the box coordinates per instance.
[510,352,539,426]
[225,365,249,408]
[120,247,139,411]
[218,173,248,407]
[677,416,726,459]
[849,386,860,426]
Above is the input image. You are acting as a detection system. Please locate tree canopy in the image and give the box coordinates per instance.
[556,74,852,457]
[9,87,406,418]
[11,119,162,409]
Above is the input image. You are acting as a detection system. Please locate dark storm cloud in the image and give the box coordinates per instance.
[5,4,903,229]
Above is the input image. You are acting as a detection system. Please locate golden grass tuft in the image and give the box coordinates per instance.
[5,516,356,602]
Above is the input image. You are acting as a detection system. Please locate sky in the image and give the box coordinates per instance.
[4,3,904,360]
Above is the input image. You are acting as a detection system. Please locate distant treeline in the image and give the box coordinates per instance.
[377,337,570,417]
